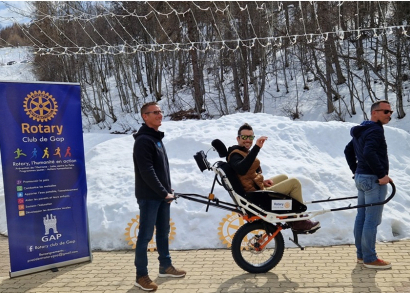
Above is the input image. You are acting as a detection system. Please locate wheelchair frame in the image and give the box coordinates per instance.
[174,141,396,272]
[174,141,396,248]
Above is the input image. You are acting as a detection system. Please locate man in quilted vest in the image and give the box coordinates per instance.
[227,123,320,232]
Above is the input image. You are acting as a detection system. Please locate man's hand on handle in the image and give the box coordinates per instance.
[165,193,174,203]
[378,175,393,185]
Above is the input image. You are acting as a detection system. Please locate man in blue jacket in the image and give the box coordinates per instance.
[344,100,393,269]
[133,102,186,291]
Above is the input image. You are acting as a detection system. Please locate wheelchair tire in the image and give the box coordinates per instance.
[231,221,285,273]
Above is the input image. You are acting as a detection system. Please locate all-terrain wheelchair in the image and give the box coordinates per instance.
[174,139,396,273]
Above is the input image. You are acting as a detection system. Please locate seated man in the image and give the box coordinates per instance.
[227,123,320,232]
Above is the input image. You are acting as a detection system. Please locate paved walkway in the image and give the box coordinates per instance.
[0,235,409,292]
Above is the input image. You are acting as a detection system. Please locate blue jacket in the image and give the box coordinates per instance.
[344,121,389,179]
[133,124,171,200]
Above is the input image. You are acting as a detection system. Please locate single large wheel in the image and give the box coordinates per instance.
[231,220,285,273]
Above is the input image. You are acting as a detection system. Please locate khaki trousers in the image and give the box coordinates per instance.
[264,174,303,203]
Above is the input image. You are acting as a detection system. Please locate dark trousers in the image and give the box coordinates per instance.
[135,199,171,277]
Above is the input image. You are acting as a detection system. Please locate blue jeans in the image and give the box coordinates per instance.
[135,199,172,277]
[353,174,387,263]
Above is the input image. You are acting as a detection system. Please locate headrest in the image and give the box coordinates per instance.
[193,150,210,172]
[211,139,228,158]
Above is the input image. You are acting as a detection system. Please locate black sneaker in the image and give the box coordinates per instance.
[135,275,158,291]
[158,265,186,278]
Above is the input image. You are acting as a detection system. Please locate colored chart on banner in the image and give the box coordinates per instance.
[0,81,91,277]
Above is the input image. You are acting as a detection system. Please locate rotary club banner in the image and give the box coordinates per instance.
[0,81,91,277]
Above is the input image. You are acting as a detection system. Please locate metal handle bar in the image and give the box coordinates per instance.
[329,181,396,212]
[174,183,396,215]
[174,192,243,214]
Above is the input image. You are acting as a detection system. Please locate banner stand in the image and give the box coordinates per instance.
[10,256,92,278]
[0,81,92,278]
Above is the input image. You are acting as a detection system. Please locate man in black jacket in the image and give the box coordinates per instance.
[227,123,320,232]
[133,102,185,291]
[344,100,393,269]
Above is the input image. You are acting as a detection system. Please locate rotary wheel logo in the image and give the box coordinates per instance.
[23,91,58,122]
[124,215,176,251]
[218,212,258,249]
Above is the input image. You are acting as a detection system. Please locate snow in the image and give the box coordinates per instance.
[0,47,410,251]
[0,47,34,79]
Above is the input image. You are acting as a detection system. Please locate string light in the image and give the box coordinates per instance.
[0,1,408,55]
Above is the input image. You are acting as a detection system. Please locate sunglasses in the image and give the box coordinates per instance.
[239,135,255,140]
[145,110,163,115]
[375,109,393,115]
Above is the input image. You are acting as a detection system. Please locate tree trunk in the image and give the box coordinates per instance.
[395,32,405,119]
[186,9,204,116]
[324,41,335,113]
[231,52,243,110]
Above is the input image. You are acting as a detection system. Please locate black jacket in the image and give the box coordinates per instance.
[344,120,389,179]
[226,145,261,175]
[133,123,171,200]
